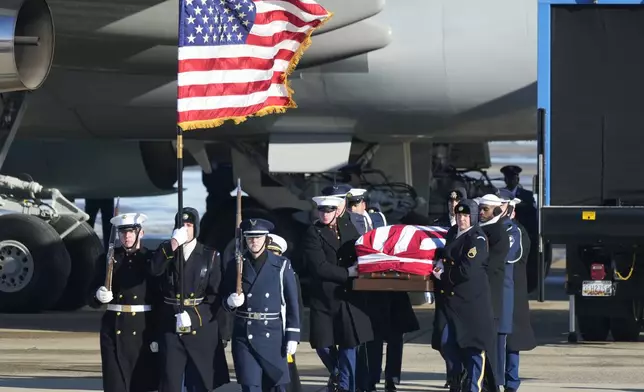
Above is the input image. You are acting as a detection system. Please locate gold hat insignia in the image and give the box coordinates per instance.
[250,219,257,226]
[467,246,477,259]
[182,213,190,220]
[458,206,464,212]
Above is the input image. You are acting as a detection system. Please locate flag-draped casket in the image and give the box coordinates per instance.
[353,225,449,292]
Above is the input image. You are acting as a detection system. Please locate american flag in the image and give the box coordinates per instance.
[355,225,450,276]
[177,0,331,131]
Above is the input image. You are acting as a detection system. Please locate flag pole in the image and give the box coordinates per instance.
[176,125,186,327]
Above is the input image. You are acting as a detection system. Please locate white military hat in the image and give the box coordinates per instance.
[110,212,148,228]
[475,194,504,206]
[509,197,522,207]
[267,234,288,254]
[347,188,367,201]
[312,195,344,209]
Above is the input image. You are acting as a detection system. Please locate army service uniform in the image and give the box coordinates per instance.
[151,207,230,392]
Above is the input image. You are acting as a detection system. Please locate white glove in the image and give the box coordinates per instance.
[172,227,189,246]
[227,293,245,308]
[347,265,358,277]
[432,260,444,280]
[424,292,435,304]
[286,341,298,356]
[150,342,159,353]
[175,311,191,329]
[96,286,113,304]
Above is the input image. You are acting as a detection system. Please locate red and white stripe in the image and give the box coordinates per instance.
[177,0,330,129]
[355,225,449,276]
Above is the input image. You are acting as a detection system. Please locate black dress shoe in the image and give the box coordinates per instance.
[504,388,517,392]
[384,380,397,392]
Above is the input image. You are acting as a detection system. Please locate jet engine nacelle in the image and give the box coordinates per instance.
[0,0,54,93]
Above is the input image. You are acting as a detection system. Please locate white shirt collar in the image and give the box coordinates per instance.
[456,226,472,239]
[183,239,197,260]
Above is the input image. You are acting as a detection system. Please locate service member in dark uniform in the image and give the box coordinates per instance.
[434,187,467,228]
[505,199,537,392]
[302,195,374,392]
[499,165,539,292]
[476,194,510,387]
[150,207,230,392]
[267,233,303,392]
[345,188,417,392]
[433,199,497,392]
[222,219,301,392]
[89,212,160,392]
[495,190,524,389]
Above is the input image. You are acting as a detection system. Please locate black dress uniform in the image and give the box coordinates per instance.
[222,219,301,392]
[505,223,536,392]
[431,187,466,389]
[302,195,374,392]
[438,200,498,392]
[150,207,230,392]
[89,213,161,392]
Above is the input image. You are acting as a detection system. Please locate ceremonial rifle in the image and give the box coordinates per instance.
[233,178,244,295]
[104,197,121,291]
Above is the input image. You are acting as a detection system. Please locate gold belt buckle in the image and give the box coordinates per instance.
[122,305,132,312]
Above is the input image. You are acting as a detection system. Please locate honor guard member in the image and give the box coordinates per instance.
[347,188,388,233]
[89,213,160,392]
[432,200,498,392]
[346,189,416,392]
[434,187,467,228]
[321,184,371,234]
[494,190,523,389]
[500,165,539,292]
[267,234,303,392]
[430,187,466,388]
[222,219,301,392]
[475,194,510,387]
[151,207,230,392]
[504,199,536,392]
[302,195,374,392]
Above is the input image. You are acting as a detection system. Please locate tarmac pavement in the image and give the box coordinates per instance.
[0,257,643,392]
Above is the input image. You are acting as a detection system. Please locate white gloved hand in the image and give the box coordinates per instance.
[172,227,189,246]
[424,292,435,304]
[432,260,444,280]
[96,286,113,304]
[347,265,358,277]
[175,311,192,329]
[227,293,245,308]
[286,341,298,356]
[150,342,159,353]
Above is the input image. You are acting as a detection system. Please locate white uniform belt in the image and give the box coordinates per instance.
[236,311,280,321]
[107,304,152,312]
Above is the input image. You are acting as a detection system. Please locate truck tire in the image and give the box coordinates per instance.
[578,316,610,342]
[610,301,643,342]
[0,214,72,313]
[50,216,104,311]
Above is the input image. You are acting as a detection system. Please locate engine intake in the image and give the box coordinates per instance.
[0,0,54,93]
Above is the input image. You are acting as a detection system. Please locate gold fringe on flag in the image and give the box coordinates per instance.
[179,10,334,132]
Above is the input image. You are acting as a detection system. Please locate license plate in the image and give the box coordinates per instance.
[582,280,614,297]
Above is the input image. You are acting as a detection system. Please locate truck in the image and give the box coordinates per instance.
[537,0,644,342]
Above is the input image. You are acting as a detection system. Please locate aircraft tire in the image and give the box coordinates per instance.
[0,214,72,313]
[49,216,104,311]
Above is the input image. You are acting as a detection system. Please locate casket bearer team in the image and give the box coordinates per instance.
[504,198,537,392]
[302,195,374,392]
[320,184,372,236]
[346,188,419,392]
[150,207,230,392]
[266,233,304,392]
[222,218,301,392]
[431,188,467,389]
[90,212,161,392]
[476,194,511,389]
[431,200,498,392]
